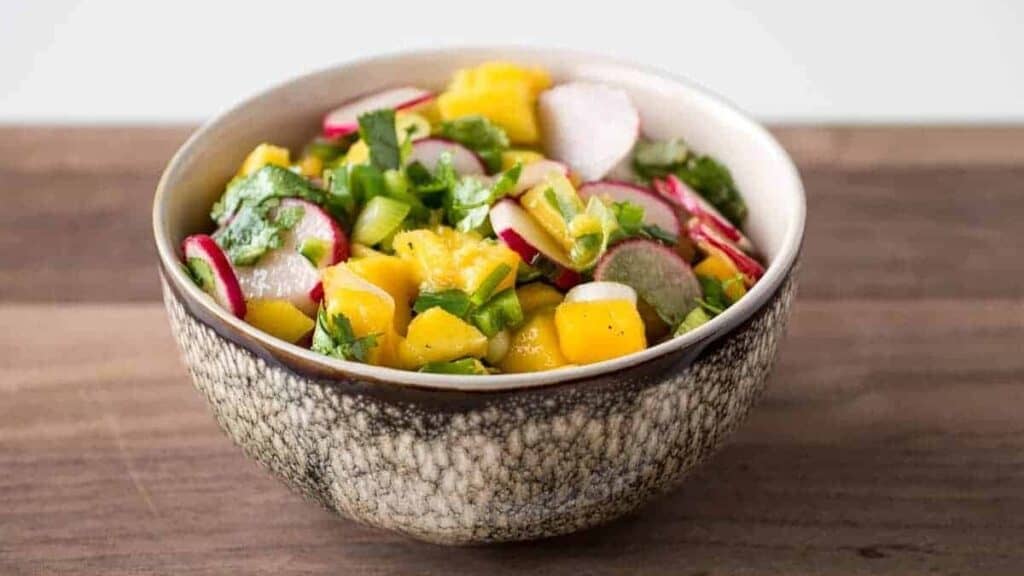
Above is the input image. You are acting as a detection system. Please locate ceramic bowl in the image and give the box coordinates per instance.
[153,46,805,545]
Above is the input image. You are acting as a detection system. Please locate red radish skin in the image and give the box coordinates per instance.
[490,199,581,289]
[688,219,765,284]
[578,180,681,237]
[233,198,347,316]
[182,234,247,318]
[322,87,434,138]
[538,82,640,182]
[656,175,753,252]
[408,138,486,175]
[510,160,569,196]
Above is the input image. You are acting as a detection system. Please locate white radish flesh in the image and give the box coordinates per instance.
[564,281,638,305]
[323,87,434,138]
[408,138,486,175]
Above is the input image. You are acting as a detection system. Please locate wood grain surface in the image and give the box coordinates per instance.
[1,126,1023,575]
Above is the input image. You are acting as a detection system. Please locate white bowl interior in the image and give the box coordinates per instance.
[156,47,805,391]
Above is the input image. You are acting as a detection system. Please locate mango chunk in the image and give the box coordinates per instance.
[393,228,461,291]
[347,254,419,335]
[501,309,568,373]
[393,227,519,296]
[438,61,551,144]
[237,143,290,177]
[554,300,646,365]
[399,307,488,368]
[520,172,583,252]
[516,283,564,315]
[296,154,323,178]
[453,240,520,296]
[344,140,369,165]
[321,263,396,366]
[501,149,544,170]
[694,253,747,303]
[244,299,314,344]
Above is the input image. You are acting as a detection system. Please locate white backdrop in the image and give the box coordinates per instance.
[2,0,1022,123]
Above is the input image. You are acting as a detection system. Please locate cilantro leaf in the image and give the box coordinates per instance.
[632,138,689,180]
[311,308,379,363]
[445,163,521,233]
[696,275,730,315]
[358,109,401,171]
[675,155,747,225]
[211,165,323,225]
[436,116,509,173]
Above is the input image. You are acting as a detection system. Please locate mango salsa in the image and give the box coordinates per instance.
[399,307,488,368]
[554,300,646,365]
[237,143,290,177]
[244,299,314,343]
[437,61,551,144]
[501,309,568,373]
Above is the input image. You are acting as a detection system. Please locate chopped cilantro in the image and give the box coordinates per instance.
[358,109,401,171]
[419,358,489,375]
[311,308,379,363]
[435,116,509,173]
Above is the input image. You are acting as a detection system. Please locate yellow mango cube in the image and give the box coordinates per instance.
[296,154,323,178]
[344,140,369,165]
[501,309,568,373]
[347,254,418,334]
[237,143,290,177]
[516,283,564,315]
[393,228,461,291]
[244,299,314,343]
[501,149,545,170]
[321,263,396,365]
[394,227,519,296]
[438,61,552,144]
[694,253,748,303]
[554,300,646,365]
[453,241,520,296]
[399,307,488,368]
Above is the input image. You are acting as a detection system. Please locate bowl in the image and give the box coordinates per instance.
[153,46,805,544]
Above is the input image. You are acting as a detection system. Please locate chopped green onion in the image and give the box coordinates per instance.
[470,263,512,306]
[352,196,411,246]
[471,288,524,337]
[419,358,489,375]
[298,238,330,266]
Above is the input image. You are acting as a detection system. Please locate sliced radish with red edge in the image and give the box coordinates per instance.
[656,174,753,252]
[322,87,434,138]
[408,138,486,175]
[490,199,580,290]
[578,180,680,237]
[594,239,701,326]
[688,218,765,285]
[538,82,640,182]
[510,160,569,196]
[182,234,246,318]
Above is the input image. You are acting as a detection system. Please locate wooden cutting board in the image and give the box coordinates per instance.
[2,126,1023,575]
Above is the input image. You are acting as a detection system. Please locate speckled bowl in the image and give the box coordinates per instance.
[153,47,805,545]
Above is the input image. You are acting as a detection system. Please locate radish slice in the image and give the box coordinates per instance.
[594,239,701,326]
[322,87,434,138]
[538,82,640,182]
[510,160,569,196]
[490,199,573,269]
[655,175,753,253]
[564,281,637,305]
[182,234,246,318]
[688,219,765,285]
[578,180,680,237]
[233,199,347,316]
[408,138,486,175]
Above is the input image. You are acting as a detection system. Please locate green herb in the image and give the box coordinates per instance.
[413,289,474,319]
[419,358,489,375]
[632,138,689,179]
[350,163,387,205]
[185,257,215,289]
[298,237,329,266]
[471,263,513,306]
[304,137,350,164]
[274,204,305,229]
[544,186,578,223]
[324,166,356,222]
[675,156,747,225]
[607,200,678,245]
[696,275,730,315]
[211,165,323,225]
[515,260,543,283]
[435,115,510,173]
[213,198,304,266]
[406,153,459,208]
[569,197,619,269]
[311,308,379,363]
[674,306,711,336]
[445,163,521,233]
[358,109,401,171]
[471,288,524,337]
[643,225,678,244]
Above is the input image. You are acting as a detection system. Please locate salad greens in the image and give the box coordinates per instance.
[311,309,379,362]
[435,115,509,173]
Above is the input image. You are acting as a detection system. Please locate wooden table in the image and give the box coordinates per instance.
[2,126,1022,575]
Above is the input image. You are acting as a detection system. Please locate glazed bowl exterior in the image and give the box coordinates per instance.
[154,47,805,544]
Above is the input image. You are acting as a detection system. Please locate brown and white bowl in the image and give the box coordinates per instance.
[153,47,806,545]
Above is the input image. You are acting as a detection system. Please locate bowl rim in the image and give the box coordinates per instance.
[153,45,806,392]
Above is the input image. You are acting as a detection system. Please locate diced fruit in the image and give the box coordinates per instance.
[501,309,568,373]
[399,307,488,368]
[393,228,460,290]
[594,239,701,326]
[578,180,681,237]
[490,199,573,270]
[352,196,411,246]
[693,252,748,302]
[516,282,564,315]
[236,143,290,178]
[501,149,544,170]
[656,175,753,252]
[538,82,640,182]
[344,140,369,165]
[393,227,520,296]
[321,263,397,366]
[688,219,765,285]
[438,61,551,144]
[296,154,323,178]
[408,138,486,175]
[346,254,418,334]
[564,281,637,304]
[244,299,315,343]
[233,199,347,316]
[323,86,434,138]
[554,299,646,365]
[182,234,246,318]
[510,160,569,196]
[519,172,583,253]
[454,240,520,298]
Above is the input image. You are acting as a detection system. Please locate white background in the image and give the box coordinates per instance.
[2,0,1022,123]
